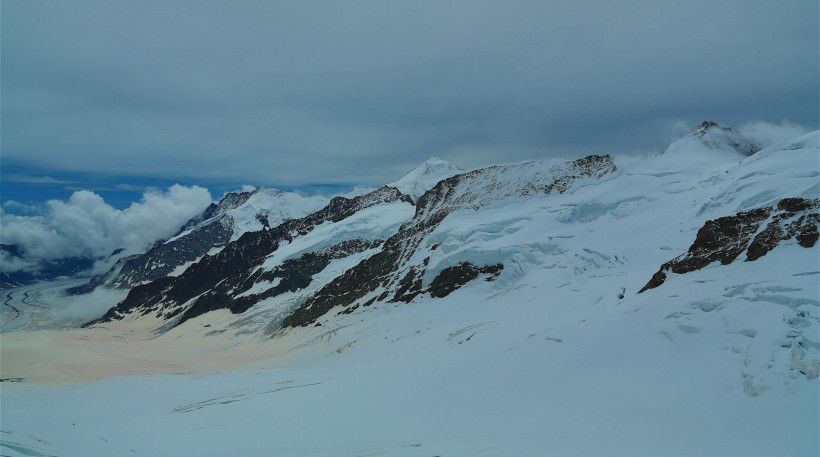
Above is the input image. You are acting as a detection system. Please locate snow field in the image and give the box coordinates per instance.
[1,129,818,456]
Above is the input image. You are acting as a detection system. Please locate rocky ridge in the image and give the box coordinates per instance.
[69,187,327,294]
[78,123,817,350]
[639,197,819,292]
[282,154,618,327]
[86,154,618,331]
[86,186,411,327]
[663,120,762,157]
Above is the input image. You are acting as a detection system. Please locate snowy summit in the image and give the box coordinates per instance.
[389,157,462,201]
[662,120,761,163]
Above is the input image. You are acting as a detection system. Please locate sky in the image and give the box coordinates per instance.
[1,0,818,270]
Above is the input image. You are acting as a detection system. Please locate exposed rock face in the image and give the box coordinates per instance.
[178,189,255,233]
[691,121,761,156]
[108,218,234,289]
[86,186,411,327]
[282,155,618,327]
[280,230,412,328]
[747,198,820,260]
[69,187,328,294]
[86,154,617,331]
[427,262,504,298]
[173,238,382,327]
[387,260,503,302]
[67,192,250,295]
[639,198,819,292]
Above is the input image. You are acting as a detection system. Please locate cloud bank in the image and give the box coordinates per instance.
[737,121,814,149]
[0,185,212,273]
[2,0,817,189]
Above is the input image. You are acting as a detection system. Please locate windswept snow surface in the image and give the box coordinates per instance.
[1,132,819,456]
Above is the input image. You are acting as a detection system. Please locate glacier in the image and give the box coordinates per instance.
[0,123,818,456]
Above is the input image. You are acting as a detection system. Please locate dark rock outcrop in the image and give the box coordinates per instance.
[693,121,761,156]
[746,198,820,260]
[428,262,504,298]
[85,186,411,327]
[282,155,618,327]
[640,198,819,292]
[86,154,617,331]
[178,189,254,234]
[106,218,233,289]
[69,187,318,295]
[68,190,259,295]
[173,238,382,327]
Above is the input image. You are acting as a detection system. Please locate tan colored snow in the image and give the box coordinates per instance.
[0,310,302,384]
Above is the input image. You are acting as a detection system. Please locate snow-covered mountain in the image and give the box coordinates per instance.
[2,123,818,456]
[70,187,328,293]
[86,154,617,329]
[662,120,762,159]
[86,185,413,328]
[87,125,818,353]
[388,156,462,201]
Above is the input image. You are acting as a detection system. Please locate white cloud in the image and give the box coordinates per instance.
[115,183,143,191]
[3,1,817,189]
[0,250,39,273]
[738,120,813,148]
[0,184,212,273]
[4,175,76,185]
[2,200,40,213]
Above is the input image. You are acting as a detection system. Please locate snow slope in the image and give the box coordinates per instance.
[388,156,462,201]
[177,187,329,243]
[84,188,330,291]
[1,126,818,456]
[661,120,761,162]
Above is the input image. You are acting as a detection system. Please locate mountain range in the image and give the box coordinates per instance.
[2,121,817,455]
[76,123,817,350]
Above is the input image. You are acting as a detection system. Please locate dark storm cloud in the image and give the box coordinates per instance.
[2,0,818,188]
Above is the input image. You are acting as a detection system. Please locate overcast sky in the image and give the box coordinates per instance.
[2,0,819,208]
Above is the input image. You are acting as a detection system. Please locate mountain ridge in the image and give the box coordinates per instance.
[2,124,818,457]
[80,124,818,345]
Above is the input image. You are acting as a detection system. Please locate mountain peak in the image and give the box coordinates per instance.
[693,120,728,136]
[390,157,462,201]
[662,120,761,161]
